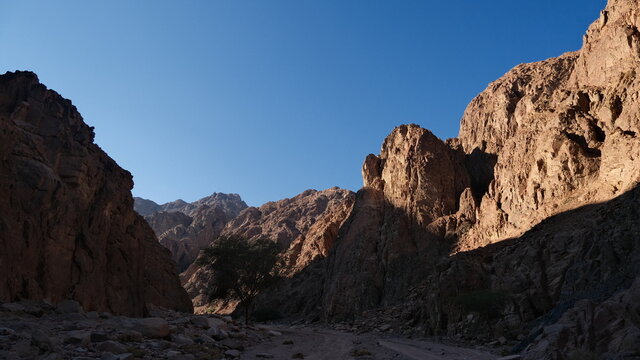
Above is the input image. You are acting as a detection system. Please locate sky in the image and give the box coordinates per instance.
[1,1,606,206]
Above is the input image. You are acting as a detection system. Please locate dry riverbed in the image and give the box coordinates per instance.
[240,325,509,360]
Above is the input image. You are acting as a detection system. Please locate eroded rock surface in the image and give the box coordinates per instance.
[138,193,248,272]
[0,71,192,316]
[182,188,355,313]
[310,1,640,358]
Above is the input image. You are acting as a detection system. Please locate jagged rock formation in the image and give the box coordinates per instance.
[456,0,640,249]
[311,0,640,357]
[138,193,248,272]
[182,187,355,313]
[0,71,192,316]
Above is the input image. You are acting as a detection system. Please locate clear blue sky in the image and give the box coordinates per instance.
[1,1,606,206]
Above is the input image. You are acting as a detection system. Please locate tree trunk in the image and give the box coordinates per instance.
[244,300,251,325]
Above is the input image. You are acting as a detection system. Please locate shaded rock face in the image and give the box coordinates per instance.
[323,126,471,319]
[408,185,640,356]
[182,187,355,313]
[0,71,192,316]
[140,193,247,272]
[312,0,640,357]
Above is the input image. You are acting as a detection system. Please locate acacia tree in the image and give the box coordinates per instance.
[196,236,282,324]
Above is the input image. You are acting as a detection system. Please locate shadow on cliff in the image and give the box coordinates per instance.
[411,183,640,347]
[255,182,639,348]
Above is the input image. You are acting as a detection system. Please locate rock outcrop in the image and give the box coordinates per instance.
[456,0,640,249]
[182,187,355,313]
[0,71,192,316]
[140,193,248,272]
[322,125,471,319]
[307,0,640,358]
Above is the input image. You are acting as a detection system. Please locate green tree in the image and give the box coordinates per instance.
[196,236,282,324]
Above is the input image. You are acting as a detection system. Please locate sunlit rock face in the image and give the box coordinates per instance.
[316,0,640,356]
[0,71,192,316]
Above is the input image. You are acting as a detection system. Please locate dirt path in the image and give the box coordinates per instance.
[239,325,499,360]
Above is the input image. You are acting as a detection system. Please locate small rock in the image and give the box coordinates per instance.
[267,330,282,336]
[86,312,100,319]
[30,329,53,350]
[97,340,128,354]
[56,300,83,314]
[498,336,508,345]
[225,349,241,358]
[0,327,17,336]
[378,324,392,332]
[131,318,169,338]
[119,329,144,342]
[170,334,193,345]
[256,353,274,358]
[64,330,90,346]
[194,334,216,344]
[101,353,134,360]
[207,317,227,329]
[190,317,209,328]
[2,303,25,312]
[91,332,109,342]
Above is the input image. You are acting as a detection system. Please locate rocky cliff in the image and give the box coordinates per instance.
[0,71,192,316]
[137,193,248,272]
[182,187,355,313]
[312,0,640,357]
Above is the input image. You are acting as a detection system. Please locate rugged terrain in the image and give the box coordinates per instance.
[0,71,192,316]
[178,0,640,358]
[181,187,355,313]
[135,194,248,271]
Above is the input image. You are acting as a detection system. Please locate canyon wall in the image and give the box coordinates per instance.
[0,71,192,316]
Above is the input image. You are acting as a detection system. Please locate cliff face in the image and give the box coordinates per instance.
[182,187,355,313]
[316,0,640,356]
[137,193,247,272]
[323,126,471,318]
[0,71,192,316]
[457,0,640,249]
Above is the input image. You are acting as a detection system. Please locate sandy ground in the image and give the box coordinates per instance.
[239,325,499,360]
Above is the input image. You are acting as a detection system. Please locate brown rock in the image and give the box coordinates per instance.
[144,193,247,271]
[182,187,355,313]
[0,71,192,316]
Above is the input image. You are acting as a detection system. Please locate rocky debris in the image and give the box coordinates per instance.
[0,71,191,316]
[0,300,275,360]
[140,193,248,272]
[182,187,355,314]
[521,276,640,360]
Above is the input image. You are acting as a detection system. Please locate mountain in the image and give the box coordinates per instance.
[0,71,192,316]
[174,0,639,357]
[314,0,640,357]
[136,193,248,271]
[182,187,356,313]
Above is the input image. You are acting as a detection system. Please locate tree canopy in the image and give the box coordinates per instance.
[196,236,282,323]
